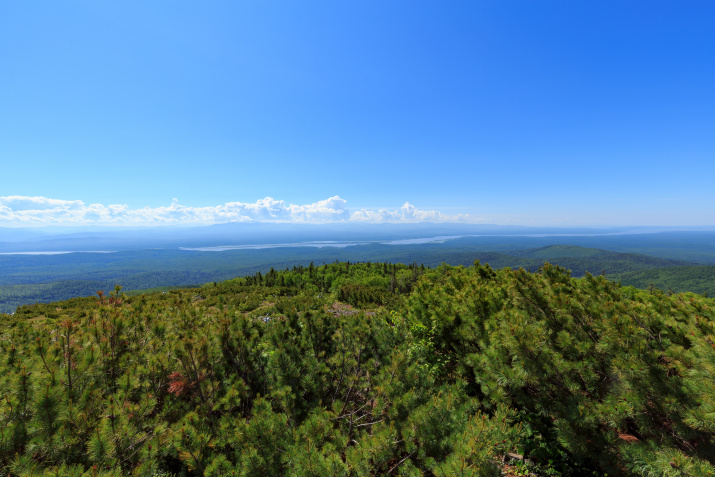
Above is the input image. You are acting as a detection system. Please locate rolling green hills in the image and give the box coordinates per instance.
[0,244,702,313]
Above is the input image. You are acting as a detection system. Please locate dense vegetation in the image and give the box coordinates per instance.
[1,261,714,476]
[611,265,715,298]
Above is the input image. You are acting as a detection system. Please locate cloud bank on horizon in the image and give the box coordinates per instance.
[0,196,480,226]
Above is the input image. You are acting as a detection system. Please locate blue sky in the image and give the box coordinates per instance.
[1,1,714,226]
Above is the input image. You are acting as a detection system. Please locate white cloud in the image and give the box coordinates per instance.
[350,202,475,223]
[0,196,482,226]
[0,196,85,212]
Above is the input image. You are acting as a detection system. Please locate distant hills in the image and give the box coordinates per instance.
[0,238,708,313]
[610,265,715,297]
[506,244,695,275]
[4,225,715,313]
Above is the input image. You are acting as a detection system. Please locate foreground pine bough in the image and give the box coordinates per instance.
[1,261,714,476]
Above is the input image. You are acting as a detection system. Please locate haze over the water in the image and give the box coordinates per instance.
[1,2,714,227]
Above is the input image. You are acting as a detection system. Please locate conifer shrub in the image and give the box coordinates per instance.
[0,261,712,475]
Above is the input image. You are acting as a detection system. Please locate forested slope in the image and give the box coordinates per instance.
[611,265,715,298]
[1,262,714,476]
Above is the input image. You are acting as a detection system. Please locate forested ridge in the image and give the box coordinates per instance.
[0,244,699,314]
[1,261,714,476]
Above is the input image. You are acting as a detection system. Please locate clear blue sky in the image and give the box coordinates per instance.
[1,1,714,226]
